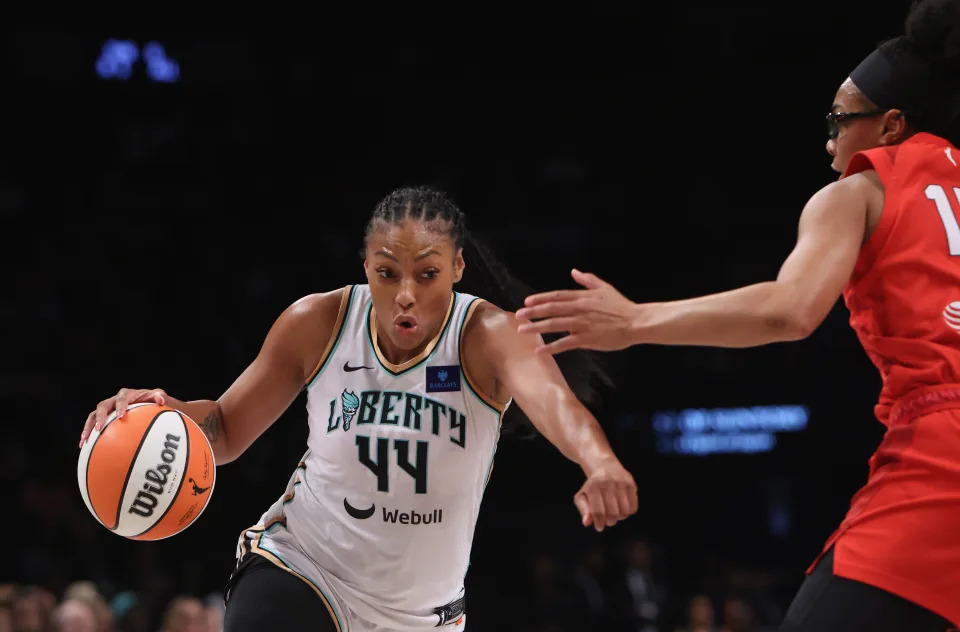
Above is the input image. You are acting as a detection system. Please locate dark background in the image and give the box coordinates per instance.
[3,9,911,631]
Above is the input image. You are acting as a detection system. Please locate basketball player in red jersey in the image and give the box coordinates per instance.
[517,1,960,630]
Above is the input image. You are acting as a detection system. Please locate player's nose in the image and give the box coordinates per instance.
[396,279,416,308]
[826,138,837,157]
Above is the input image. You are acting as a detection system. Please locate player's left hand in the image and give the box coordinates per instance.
[574,458,638,532]
[516,269,638,355]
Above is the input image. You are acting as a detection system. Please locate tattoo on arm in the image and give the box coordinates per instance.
[202,407,222,443]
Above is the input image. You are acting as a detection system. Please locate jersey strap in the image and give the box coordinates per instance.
[306,286,356,388]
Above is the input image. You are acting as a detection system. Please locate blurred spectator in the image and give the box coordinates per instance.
[158,597,205,632]
[63,582,112,632]
[569,543,611,629]
[674,594,720,632]
[0,587,16,604]
[12,586,54,632]
[50,600,97,632]
[526,552,579,632]
[0,585,13,632]
[202,593,223,632]
[720,596,759,632]
[109,592,149,632]
[620,537,666,632]
[723,567,782,629]
[0,602,11,632]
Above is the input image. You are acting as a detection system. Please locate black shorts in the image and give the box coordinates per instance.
[779,547,956,632]
[223,553,338,632]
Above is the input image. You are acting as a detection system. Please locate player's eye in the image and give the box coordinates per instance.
[421,269,439,280]
[376,267,395,279]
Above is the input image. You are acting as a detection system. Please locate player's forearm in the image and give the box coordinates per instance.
[164,397,235,465]
[630,281,813,348]
[530,387,620,475]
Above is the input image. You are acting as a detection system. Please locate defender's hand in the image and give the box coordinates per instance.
[517,269,638,355]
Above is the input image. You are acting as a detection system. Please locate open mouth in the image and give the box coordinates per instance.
[394,315,419,333]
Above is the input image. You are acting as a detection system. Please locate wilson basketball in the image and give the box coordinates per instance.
[77,402,215,540]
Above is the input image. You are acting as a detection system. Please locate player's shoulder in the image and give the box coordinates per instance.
[842,169,883,194]
[461,298,516,344]
[275,287,352,346]
[287,287,350,321]
[823,168,883,202]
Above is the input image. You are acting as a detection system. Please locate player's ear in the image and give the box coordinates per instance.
[879,109,906,146]
[453,248,464,283]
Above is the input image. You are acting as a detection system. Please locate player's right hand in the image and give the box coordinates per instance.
[80,388,168,448]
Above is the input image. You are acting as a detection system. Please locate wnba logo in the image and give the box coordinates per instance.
[943,302,960,333]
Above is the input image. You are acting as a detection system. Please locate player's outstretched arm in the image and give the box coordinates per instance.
[466,303,638,531]
[517,173,876,352]
[80,289,345,465]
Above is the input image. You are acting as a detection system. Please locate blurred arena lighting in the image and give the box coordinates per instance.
[142,42,180,82]
[652,405,810,455]
[96,39,179,82]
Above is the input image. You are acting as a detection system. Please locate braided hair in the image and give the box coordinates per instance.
[363,186,612,435]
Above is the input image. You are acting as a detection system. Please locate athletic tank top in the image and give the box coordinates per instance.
[841,132,960,424]
[240,285,507,629]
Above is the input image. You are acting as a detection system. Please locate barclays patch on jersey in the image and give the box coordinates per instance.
[426,365,461,393]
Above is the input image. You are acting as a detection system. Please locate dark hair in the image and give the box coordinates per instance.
[363,186,613,435]
[878,0,960,144]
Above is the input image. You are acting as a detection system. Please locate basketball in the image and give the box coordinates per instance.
[77,402,216,540]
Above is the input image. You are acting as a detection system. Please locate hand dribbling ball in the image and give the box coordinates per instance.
[77,402,215,540]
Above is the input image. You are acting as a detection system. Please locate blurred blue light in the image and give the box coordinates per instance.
[671,432,776,455]
[96,39,139,80]
[95,39,179,83]
[653,405,809,456]
[142,41,180,83]
[677,405,809,433]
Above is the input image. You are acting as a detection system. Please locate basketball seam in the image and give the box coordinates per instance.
[83,403,151,523]
[111,410,166,531]
[132,412,190,538]
[83,414,111,521]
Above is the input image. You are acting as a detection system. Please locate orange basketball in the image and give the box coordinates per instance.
[77,402,216,540]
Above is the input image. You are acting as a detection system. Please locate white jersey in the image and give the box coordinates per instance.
[237,285,507,630]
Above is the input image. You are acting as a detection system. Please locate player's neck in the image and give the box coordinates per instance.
[373,321,443,366]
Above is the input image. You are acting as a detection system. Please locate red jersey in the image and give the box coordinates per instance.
[843,132,960,424]
[811,132,960,626]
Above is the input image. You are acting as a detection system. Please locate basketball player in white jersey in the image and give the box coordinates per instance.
[80,186,638,631]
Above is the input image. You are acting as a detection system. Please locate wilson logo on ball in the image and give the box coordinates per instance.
[129,433,183,518]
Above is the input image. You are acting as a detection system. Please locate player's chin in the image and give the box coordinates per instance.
[388,325,426,349]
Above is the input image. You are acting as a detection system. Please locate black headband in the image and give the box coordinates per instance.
[849,44,960,122]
